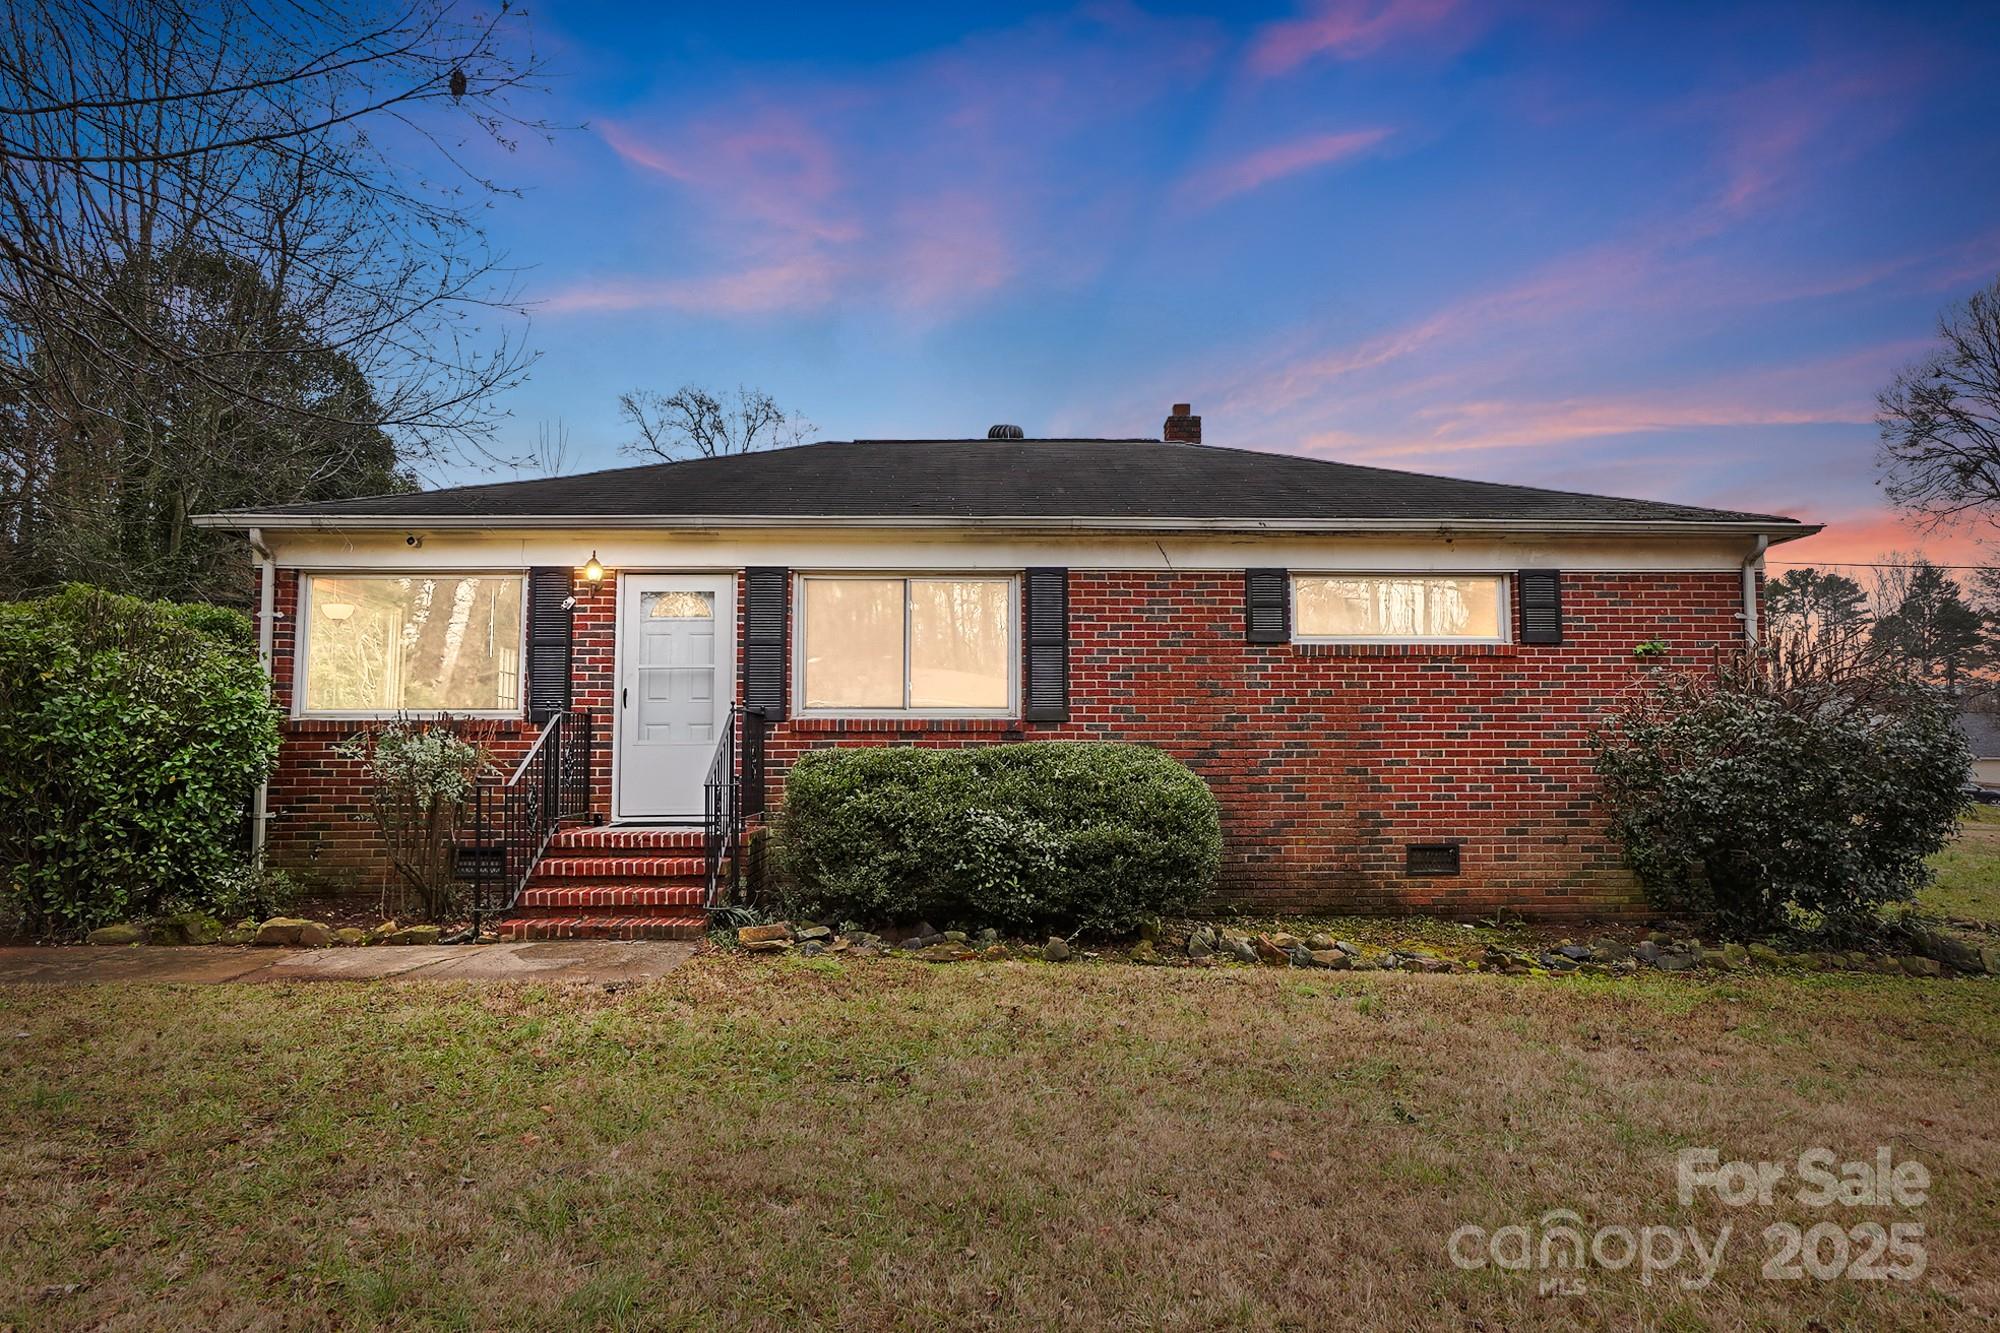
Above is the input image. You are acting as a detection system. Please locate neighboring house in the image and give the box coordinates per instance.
[1960,706,2000,790]
[198,405,1818,936]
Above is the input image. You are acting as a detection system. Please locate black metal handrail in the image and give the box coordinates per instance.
[466,710,593,936]
[702,705,767,908]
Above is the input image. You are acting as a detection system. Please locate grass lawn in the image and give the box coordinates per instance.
[3,960,1996,1329]
[1921,808,2000,926]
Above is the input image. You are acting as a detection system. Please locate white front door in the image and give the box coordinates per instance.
[616,574,734,821]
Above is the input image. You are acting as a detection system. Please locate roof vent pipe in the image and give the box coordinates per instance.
[987,424,1025,439]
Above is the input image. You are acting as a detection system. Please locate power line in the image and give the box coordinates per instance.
[1767,559,1996,572]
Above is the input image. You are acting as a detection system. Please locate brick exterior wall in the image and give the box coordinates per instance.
[264,566,1746,918]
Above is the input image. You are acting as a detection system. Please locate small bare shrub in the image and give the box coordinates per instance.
[337,717,495,921]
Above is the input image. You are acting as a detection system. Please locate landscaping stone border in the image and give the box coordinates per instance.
[85,916,446,949]
[77,913,1997,980]
[728,920,1999,979]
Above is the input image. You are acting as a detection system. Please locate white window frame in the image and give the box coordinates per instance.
[293,570,529,720]
[1289,572,1513,645]
[792,572,1020,719]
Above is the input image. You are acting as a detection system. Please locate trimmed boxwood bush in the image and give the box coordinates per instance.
[0,585,280,937]
[773,742,1221,933]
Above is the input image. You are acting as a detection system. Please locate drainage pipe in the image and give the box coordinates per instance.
[250,527,275,867]
[1741,534,1768,646]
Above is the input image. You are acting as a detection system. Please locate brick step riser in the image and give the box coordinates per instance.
[532,856,708,881]
[495,915,707,942]
[546,829,706,853]
[507,909,704,925]
[515,889,707,911]
[520,878,707,895]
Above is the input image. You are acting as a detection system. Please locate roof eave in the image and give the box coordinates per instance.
[193,512,1821,542]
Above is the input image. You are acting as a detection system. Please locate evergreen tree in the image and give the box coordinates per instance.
[1,250,413,604]
[1870,562,1990,691]
[1767,567,1872,648]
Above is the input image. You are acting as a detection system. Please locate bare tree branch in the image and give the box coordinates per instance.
[617,384,815,463]
[1879,277,2000,532]
[0,0,553,600]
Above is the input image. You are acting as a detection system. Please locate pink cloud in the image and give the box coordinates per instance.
[1316,340,1920,464]
[1929,228,2000,291]
[561,7,1220,321]
[598,115,858,245]
[1248,0,1463,76]
[1682,55,1925,230]
[1204,238,1673,423]
[1181,128,1392,204]
[888,191,1017,311]
[1352,395,1869,461]
[542,255,842,317]
[1190,167,1969,440]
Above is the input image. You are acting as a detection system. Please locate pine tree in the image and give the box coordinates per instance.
[1767,568,1872,649]
[1871,563,1991,691]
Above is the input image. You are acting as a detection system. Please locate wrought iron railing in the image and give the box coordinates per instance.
[703,705,767,908]
[465,710,593,936]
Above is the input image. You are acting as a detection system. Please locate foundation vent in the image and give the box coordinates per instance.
[1405,843,1462,877]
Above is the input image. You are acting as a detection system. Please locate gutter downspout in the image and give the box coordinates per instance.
[1741,534,1768,646]
[250,527,276,868]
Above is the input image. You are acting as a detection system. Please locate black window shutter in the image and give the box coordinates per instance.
[743,567,789,720]
[525,566,573,722]
[1023,568,1069,722]
[1245,569,1289,643]
[1519,569,1563,644]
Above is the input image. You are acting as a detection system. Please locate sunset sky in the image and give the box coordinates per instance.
[468,0,2000,571]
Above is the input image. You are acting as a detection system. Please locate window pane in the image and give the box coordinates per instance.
[645,590,714,620]
[909,579,1010,709]
[1294,575,1505,640]
[802,579,904,709]
[304,575,522,712]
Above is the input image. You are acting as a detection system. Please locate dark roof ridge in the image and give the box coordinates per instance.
[196,435,1815,531]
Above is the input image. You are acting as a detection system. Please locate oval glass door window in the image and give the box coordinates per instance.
[646,590,715,620]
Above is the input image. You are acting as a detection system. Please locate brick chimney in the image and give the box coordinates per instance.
[1163,402,1201,443]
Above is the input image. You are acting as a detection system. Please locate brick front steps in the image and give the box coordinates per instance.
[498,914,707,941]
[492,825,710,942]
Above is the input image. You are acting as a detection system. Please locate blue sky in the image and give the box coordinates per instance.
[464,0,2000,566]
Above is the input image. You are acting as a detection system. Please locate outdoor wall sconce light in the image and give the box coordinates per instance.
[582,551,606,583]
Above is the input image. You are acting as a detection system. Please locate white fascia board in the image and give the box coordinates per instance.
[256,528,1797,576]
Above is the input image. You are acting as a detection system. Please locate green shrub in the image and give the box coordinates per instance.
[773,742,1221,933]
[0,585,280,936]
[1594,647,1969,931]
[201,863,301,925]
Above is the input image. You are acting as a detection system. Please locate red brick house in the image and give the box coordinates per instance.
[199,406,1817,937]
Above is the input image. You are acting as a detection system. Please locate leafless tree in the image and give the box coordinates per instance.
[521,418,571,478]
[0,0,548,598]
[1869,550,1924,620]
[618,384,815,462]
[1879,277,2000,532]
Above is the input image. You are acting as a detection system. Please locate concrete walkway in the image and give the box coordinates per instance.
[0,940,694,985]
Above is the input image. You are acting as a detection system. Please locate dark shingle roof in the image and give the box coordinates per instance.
[1960,707,2000,759]
[208,438,1809,529]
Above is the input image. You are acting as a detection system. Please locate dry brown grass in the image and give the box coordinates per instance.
[2,958,1996,1329]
